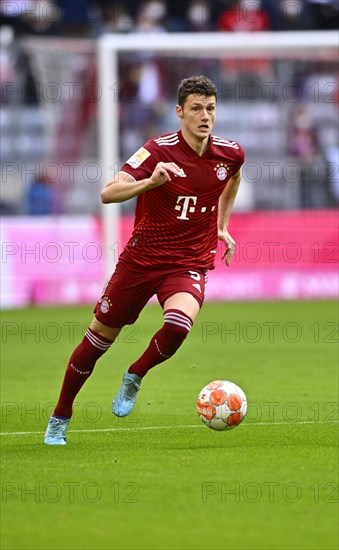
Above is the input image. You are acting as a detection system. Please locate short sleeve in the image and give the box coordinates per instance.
[120,140,159,181]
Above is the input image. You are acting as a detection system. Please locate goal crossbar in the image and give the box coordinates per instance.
[99,31,338,55]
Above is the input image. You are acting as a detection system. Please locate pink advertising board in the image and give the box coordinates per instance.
[1,211,338,308]
[1,217,104,308]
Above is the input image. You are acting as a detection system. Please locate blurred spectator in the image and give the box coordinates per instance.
[325,145,339,203]
[130,0,167,103]
[24,0,60,34]
[55,0,96,36]
[0,0,60,35]
[0,0,32,34]
[1,0,336,35]
[25,171,60,215]
[217,0,272,89]
[307,0,339,30]
[97,1,133,33]
[117,1,169,159]
[185,0,214,32]
[289,105,331,208]
[265,0,316,31]
[132,0,168,33]
[218,0,270,32]
[0,25,16,91]
[0,24,39,106]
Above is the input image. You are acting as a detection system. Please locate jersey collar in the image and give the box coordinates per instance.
[178,130,211,158]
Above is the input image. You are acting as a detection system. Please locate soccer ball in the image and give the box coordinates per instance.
[197,380,247,431]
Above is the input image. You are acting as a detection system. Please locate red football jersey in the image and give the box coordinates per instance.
[119,130,244,269]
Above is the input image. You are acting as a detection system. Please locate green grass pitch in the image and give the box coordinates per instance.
[1,300,338,550]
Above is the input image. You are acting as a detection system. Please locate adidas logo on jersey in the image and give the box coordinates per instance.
[154,133,179,146]
[212,136,239,149]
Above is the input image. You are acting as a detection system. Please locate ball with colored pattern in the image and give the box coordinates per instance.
[197,380,247,431]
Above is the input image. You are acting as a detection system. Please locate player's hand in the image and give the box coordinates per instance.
[146,162,184,189]
[218,228,236,267]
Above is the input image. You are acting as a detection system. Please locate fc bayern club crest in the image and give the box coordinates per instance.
[100,296,112,313]
[214,163,228,181]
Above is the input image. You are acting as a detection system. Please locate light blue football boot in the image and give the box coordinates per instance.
[44,417,70,445]
[112,372,142,417]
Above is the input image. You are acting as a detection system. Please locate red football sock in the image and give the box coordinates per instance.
[128,309,192,378]
[53,328,112,419]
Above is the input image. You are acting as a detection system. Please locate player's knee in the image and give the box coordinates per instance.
[89,317,121,343]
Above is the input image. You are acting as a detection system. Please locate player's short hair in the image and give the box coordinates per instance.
[177,75,217,107]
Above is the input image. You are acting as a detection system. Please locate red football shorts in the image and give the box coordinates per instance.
[94,257,208,328]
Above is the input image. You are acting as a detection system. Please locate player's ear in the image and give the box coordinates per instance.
[176,104,183,119]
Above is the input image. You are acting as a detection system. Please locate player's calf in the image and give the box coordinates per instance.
[112,309,193,417]
[129,309,193,378]
[44,327,113,445]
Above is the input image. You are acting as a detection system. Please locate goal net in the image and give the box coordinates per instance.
[21,36,99,215]
[97,31,338,274]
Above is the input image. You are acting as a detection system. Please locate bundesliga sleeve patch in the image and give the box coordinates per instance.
[126,147,151,169]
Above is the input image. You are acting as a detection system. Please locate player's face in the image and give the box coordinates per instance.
[176,94,216,140]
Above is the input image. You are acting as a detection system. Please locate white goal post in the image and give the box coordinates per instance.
[97,31,338,277]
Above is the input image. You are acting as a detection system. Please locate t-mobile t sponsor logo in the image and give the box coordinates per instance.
[175,196,197,220]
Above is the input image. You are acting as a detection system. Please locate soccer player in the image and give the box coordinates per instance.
[44,75,245,445]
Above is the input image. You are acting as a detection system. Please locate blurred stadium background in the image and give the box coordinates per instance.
[0,0,338,308]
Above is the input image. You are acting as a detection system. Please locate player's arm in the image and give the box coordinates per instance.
[217,168,242,267]
[101,162,183,204]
